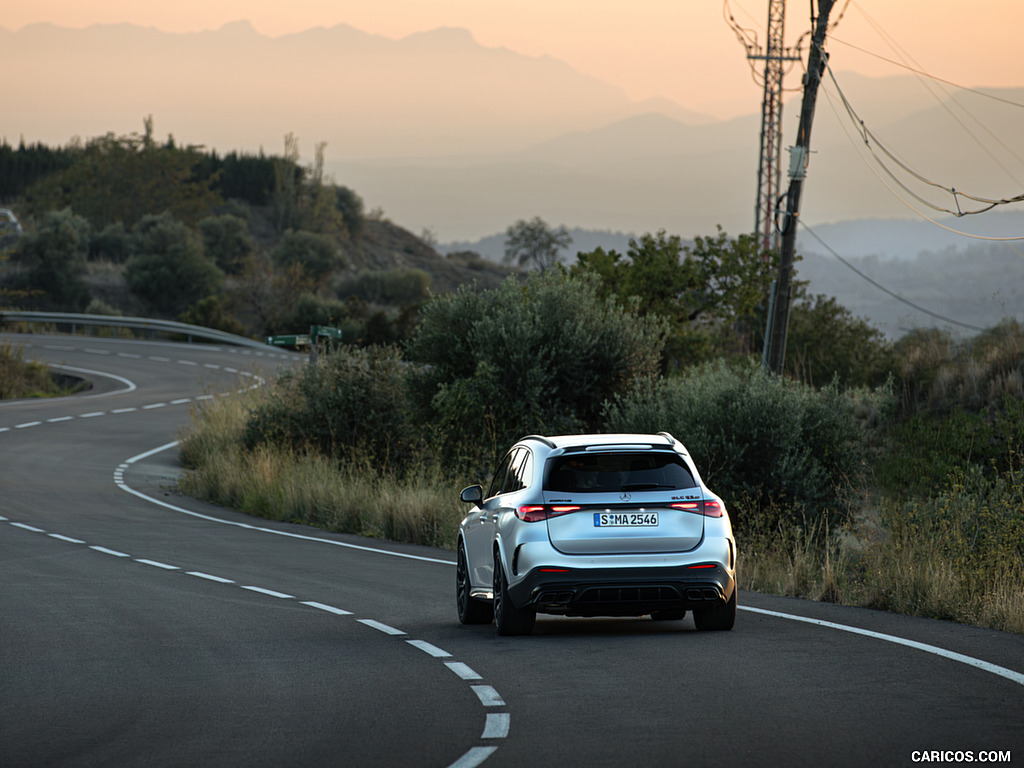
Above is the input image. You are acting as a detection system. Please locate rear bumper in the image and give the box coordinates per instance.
[508,563,736,618]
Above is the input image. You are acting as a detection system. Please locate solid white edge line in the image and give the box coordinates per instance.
[447,747,498,768]
[358,619,406,636]
[116,441,453,565]
[48,364,137,396]
[481,713,510,739]
[470,686,505,707]
[407,639,452,658]
[445,662,483,681]
[739,606,1024,686]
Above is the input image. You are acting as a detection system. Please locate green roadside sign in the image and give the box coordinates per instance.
[266,326,341,350]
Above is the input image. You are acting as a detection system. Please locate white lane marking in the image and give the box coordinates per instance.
[302,601,353,616]
[150,356,171,362]
[445,662,483,681]
[0,427,8,433]
[448,747,498,768]
[170,398,192,405]
[83,348,110,355]
[358,619,406,636]
[0,515,7,521]
[187,571,235,584]
[739,606,1024,687]
[49,534,86,544]
[11,522,46,532]
[116,442,453,566]
[79,411,105,418]
[90,545,130,557]
[481,713,510,739]
[118,353,142,359]
[136,559,180,570]
[470,686,505,707]
[48,364,137,397]
[111,408,138,414]
[177,360,198,366]
[241,586,294,599]
[407,639,452,658]
[47,416,74,423]
[142,403,167,410]
[15,421,42,429]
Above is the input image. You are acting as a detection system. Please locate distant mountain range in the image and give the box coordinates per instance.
[5,21,1024,251]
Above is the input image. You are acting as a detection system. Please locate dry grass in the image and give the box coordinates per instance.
[176,390,462,550]
[0,341,75,399]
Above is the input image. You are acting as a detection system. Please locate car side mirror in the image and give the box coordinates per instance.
[460,484,483,504]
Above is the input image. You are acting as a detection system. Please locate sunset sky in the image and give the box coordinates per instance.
[7,1,1023,120]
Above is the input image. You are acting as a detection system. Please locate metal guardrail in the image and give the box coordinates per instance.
[0,311,278,351]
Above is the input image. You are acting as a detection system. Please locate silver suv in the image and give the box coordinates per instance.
[456,433,737,635]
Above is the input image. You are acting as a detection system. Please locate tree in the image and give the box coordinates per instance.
[125,213,223,315]
[11,208,91,309]
[406,270,667,464]
[503,216,572,272]
[198,214,255,274]
[574,228,779,368]
[271,230,345,284]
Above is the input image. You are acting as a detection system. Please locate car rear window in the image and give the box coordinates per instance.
[545,452,697,493]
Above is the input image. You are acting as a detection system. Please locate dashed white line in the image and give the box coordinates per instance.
[448,747,499,768]
[357,619,406,636]
[111,408,138,414]
[302,601,353,616]
[445,662,483,681]
[149,356,171,362]
[170,398,192,405]
[142,403,167,410]
[481,713,511,739]
[136,559,180,570]
[15,421,42,429]
[47,416,74,423]
[49,534,86,544]
[470,686,506,707]
[79,411,105,418]
[407,639,452,658]
[11,522,45,533]
[241,586,294,599]
[177,360,198,366]
[187,571,235,584]
[90,546,130,557]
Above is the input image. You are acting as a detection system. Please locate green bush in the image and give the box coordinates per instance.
[405,270,667,467]
[603,360,877,533]
[242,344,413,469]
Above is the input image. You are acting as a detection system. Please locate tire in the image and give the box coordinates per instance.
[651,608,687,621]
[693,588,737,631]
[493,554,535,636]
[456,541,493,625]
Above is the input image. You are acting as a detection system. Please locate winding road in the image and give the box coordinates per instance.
[2,334,1022,767]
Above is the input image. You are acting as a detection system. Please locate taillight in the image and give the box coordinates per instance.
[516,505,581,522]
[670,500,724,518]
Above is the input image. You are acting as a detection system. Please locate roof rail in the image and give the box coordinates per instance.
[520,434,557,449]
[656,431,677,445]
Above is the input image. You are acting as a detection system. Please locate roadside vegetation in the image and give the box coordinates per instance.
[5,122,1022,634]
[0,341,81,399]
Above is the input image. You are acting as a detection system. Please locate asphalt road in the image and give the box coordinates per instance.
[2,334,1022,768]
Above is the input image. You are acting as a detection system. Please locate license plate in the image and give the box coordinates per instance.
[594,512,659,527]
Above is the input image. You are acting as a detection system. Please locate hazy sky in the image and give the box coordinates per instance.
[7,1,1023,119]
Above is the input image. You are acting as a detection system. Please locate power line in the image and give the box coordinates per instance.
[818,72,1024,242]
[798,222,986,332]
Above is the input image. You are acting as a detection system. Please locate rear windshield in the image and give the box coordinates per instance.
[545,452,697,493]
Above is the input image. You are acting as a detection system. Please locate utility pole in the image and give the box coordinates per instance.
[750,0,800,257]
[763,0,835,375]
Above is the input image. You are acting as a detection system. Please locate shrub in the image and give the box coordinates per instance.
[603,360,877,534]
[242,344,413,469]
[405,270,667,467]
